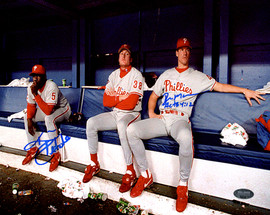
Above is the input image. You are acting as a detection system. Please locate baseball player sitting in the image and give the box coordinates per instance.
[83,44,144,194]
[22,65,71,172]
[126,38,265,212]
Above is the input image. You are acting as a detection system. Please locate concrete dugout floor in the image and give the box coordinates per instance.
[0,146,269,215]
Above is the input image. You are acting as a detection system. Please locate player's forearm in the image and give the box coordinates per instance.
[148,92,159,116]
[213,82,246,94]
[103,93,120,107]
[27,103,36,119]
[115,94,139,110]
[213,82,265,106]
[34,95,54,115]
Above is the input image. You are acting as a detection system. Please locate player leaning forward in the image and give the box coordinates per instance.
[83,44,144,193]
[22,65,71,171]
[126,38,265,212]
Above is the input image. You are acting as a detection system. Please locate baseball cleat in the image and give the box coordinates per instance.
[176,185,188,212]
[22,146,39,165]
[119,170,136,193]
[49,151,61,172]
[82,162,100,183]
[130,169,153,198]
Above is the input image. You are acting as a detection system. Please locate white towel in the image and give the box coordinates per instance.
[256,82,270,93]
[7,77,31,87]
[8,109,27,122]
[220,123,248,148]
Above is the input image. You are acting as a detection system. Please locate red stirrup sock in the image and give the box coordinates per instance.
[90,153,98,165]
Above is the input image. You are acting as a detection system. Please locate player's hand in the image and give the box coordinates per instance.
[30,83,38,97]
[27,119,35,136]
[149,112,163,119]
[105,88,116,96]
[119,94,129,102]
[243,89,265,106]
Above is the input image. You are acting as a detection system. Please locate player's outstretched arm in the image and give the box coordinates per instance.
[213,82,265,106]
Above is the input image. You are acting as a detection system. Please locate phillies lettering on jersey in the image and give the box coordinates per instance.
[116,87,128,95]
[153,67,216,117]
[164,80,193,94]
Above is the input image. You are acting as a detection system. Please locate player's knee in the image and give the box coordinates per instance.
[44,115,53,125]
[86,117,96,131]
[117,121,127,132]
[126,123,137,139]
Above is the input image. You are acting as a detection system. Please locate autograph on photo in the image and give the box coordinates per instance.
[23,129,71,165]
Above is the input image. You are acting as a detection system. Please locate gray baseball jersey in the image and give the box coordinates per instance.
[126,67,216,181]
[105,67,143,112]
[27,80,69,109]
[153,67,216,117]
[87,67,144,166]
[25,80,71,149]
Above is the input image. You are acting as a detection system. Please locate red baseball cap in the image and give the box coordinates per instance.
[118,44,131,54]
[29,65,46,76]
[176,37,192,49]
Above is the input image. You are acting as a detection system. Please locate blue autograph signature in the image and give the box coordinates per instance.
[162,92,200,108]
[23,129,71,165]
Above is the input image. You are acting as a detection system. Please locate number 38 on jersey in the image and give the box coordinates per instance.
[133,80,142,90]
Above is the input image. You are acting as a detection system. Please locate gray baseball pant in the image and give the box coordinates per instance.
[24,104,71,147]
[86,110,141,165]
[126,115,193,182]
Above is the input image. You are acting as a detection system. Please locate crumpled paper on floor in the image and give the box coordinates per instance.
[57,177,89,199]
[220,123,249,148]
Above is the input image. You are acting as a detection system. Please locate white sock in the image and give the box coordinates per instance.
[141,169,151,178]
[126,170,132,175]
[179,180,188,186]
[89,160,96,166]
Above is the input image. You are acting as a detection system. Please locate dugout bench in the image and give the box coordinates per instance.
[0,86,270,170]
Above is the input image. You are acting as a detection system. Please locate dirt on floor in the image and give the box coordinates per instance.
[0,164,143,215]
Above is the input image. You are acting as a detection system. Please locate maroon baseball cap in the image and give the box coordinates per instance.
[118,44,131,54]
[176,37,192,49]
[29,65,46,76]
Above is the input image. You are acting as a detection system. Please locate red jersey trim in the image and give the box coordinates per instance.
[210,81,217,91]
[175,67,189,73]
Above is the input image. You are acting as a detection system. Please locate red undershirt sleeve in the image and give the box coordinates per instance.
[34,95,55,115]
[115,94,140,110]
[27,103,36,119]
[103,93,120,107]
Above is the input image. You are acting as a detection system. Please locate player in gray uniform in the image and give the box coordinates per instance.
[83,44,144,194]
[22,65,71,172]
[127,38,265,212]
